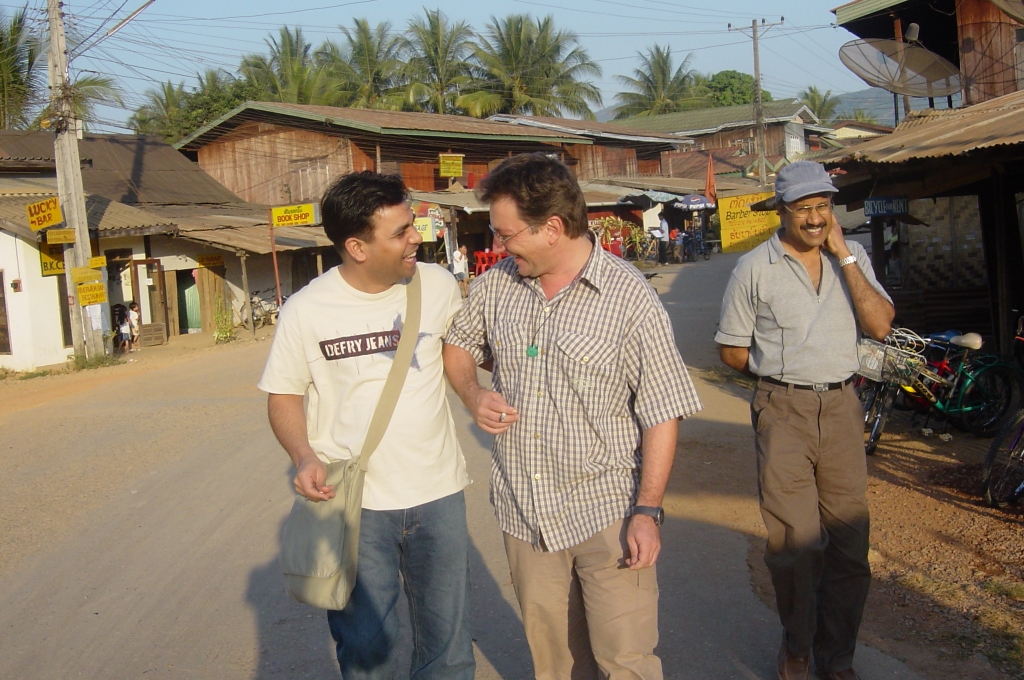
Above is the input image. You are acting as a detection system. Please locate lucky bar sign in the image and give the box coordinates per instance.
[26,197,63,231]
[270,203,321,228]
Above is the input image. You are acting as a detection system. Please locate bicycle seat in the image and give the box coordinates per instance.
[927,330,961,343]
[951,332,983,350]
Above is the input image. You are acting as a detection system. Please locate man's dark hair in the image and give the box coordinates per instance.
[320,171,409,256]
[477,153,588,238]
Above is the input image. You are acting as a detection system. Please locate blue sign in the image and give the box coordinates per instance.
[864,196,910,217]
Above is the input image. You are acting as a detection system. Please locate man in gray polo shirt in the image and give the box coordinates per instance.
[716,161,894,680]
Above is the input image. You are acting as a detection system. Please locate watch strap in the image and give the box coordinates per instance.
[632,505,664,525]
[838,254,858,267]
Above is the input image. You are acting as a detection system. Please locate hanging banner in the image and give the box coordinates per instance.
[45,228,76,244]
[270,203,321,228]
[718,191,781,253]
[438,154,464,178]
[39,242,66,277]
[197,254,225,268]
[26,196,63,231]
[77,282,108,306]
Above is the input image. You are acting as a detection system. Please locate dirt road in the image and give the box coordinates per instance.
[0,254,1015,679]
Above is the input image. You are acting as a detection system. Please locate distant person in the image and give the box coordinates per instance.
[669,227,681,263]
[112,304,129,353]
[452,243,469,297]
[716,161,894,680]
[444,154,701,680]
[127,302,140,352]
[258,171,474,679]
[656,211,670,264]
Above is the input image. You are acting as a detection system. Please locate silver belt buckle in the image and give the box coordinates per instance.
[812,382,830,392]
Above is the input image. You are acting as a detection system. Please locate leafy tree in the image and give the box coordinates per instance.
[836,108,879,125]
[0,7,42,129]
[127,80,189,141]
[42,73,122,131]
[179,69,262,135]
[241,26,347,106]
[402,9,474,114]
[799,85,839,123]
[458,14,602,119]
[319,19,407,110]
[613,45,711,119]
[705,70,771,107]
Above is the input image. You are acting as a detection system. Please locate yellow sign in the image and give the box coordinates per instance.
[26,196,63,231]
[438,153,464,178]
[89,255,107,269]
[718,192,781,253]
[77,282,108,306]
[197,254,225,268]
[46,228,76,244]
[270,203,321,228]
[71,266,103,284]
[40,242,65,277]
[413,217,436,243]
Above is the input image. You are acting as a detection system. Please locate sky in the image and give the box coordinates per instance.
[13,0,874,131]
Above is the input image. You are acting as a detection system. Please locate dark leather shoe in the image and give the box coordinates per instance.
[777,640,810,680]
[818,670,861,680]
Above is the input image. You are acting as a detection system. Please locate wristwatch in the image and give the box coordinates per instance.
[632,505,665,525]
[838,254,858,267]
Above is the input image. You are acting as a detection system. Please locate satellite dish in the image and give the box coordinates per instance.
[989,0,1024,23]
[839,39,962,97]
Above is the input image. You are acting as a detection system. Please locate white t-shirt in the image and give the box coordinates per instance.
[258,263,470,510]
[452,249,468,276]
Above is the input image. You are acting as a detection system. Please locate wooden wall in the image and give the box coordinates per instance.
[197,124,353,205]
[957,0,1020,104]
[690,124,787,156]
[566,145,639,179]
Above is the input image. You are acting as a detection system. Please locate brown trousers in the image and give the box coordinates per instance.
[503,520,662,680]
[752,380,871,674]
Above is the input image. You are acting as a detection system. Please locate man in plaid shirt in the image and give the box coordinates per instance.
[444,154,701,680]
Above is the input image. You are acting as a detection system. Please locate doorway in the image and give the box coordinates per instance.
[177,270,201,334]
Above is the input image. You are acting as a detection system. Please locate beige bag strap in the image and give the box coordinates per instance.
[358,268,421,472]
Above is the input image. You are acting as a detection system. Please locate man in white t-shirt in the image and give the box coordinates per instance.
[258,171,474,679]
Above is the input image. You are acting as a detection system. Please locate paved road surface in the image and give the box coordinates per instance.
[0,254,924,679]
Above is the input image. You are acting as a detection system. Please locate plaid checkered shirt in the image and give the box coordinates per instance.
[444,241,702,551]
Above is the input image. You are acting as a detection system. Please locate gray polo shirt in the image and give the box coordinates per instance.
[715,231,891,385]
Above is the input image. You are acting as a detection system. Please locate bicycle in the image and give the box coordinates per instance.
[856,328,927,455]
[982,408,1024,507]
[243,289,280,329]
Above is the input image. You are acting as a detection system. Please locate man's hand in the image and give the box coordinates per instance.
[823,213,852,259]
[294,452,335,502]
[472,389,519,435]
[625,514,661,570]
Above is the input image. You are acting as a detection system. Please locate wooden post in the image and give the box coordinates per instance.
[375,144,381,172]
[316,249,323,276]
[893,18,912,117]
[268,208,283,308]
[239,252,254,338]
[869,216,887,283]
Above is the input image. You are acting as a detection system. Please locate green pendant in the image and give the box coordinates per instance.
[527,344,539,358]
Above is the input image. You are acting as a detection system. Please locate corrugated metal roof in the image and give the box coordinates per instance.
[832,0,907,26]
[0,194,177,239]
[176,101,591,151]
[820,89,1024,165]
[488,115,691,145]
[409,181,637,214]
[596,175,760,197]
[0,132,244,205]
[608,100,816,135]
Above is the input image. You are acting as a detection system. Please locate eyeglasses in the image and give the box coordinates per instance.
[489,223,534,246]
[783,202,833,218]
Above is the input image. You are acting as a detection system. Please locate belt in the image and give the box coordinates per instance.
[759,376,853,392]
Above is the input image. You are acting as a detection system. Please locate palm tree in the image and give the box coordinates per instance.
[457,14,602,119]
[127,80,189,140]
[318,19,406,110]
[54,73,122,130]
[241,26,346,106]
[838,108,879,125]
[799,85,839,123]
[402,9,474,114]
[613,45,712,119]
[0,7,43,129]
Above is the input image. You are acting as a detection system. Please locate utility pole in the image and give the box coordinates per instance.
[47,0,104,358]
[730,18,784,189]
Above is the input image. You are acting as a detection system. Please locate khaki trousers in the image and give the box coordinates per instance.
[752,380,871,675]
[503,520,661,680]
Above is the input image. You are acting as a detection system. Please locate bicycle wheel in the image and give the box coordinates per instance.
[855,377,880,431]
[703,246,710,260]
[982,408,1024,507]
[865,383,896,455]
[959,364,1020,438]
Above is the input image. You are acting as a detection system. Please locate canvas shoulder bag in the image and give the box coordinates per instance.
[279,269,422,610]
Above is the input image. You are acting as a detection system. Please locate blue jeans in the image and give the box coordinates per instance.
[327,490,475,680]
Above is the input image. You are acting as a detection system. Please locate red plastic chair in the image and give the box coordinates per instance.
[474,251,488,276]
[486,252,501,267]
